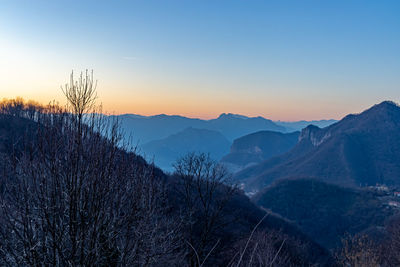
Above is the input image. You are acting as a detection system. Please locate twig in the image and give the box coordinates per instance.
[186,241,201,267]
[269,238,286,266]
[236,212,269,266]
[200,239,220,267]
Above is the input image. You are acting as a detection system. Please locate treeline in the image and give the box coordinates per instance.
[0,97,45,119]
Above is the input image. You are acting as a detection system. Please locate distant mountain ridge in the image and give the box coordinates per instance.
[235,101,400,191]
[114,112,286,144]
[274,119,337,132]
[112,112,337,172]
[114,113,336,144]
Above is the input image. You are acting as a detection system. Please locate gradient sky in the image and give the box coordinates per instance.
[1,0,399,121]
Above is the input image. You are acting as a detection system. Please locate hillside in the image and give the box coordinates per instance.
[221,130,299,173]
[235,101,400,191]
[0,114,36,153]
[167,175,334,266]
[253,178,396,249]
[142,127,231,171]
[0,110,332,266]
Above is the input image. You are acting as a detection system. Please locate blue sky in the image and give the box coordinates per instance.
[1,0,399,120]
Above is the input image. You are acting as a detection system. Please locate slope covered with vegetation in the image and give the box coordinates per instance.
[254,178,396,249]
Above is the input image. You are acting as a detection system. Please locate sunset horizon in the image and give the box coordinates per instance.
[2,1,400,265]
[2,1,399,121]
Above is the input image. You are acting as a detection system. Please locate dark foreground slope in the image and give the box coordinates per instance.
[253,179,396,249]
[0,114,36,152]
[167,175,334,266]
[0,112,333,266]
[235,101,400,191]
[0,114,40,177]
[221,130,299,173]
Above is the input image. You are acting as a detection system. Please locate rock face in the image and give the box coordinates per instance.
[234,101,400,192]
[298,125,331,146]
[220,130,299,173]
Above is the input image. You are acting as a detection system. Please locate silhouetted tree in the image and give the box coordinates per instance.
[337,233,381,267]
[227,230,291,267]
[0,71,182,266]
[173,152,237,266]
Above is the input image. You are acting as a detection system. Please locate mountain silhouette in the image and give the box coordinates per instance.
[113,113,286,144]
[235,101,400,191]
[274,119,337,132]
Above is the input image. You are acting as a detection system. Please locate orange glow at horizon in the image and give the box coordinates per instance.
[1,91,350,122]
[0,89,388,121]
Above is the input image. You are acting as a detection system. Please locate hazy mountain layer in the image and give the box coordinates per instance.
[114,113,286,144]
[142,127,231,171]
[274,119,337,131]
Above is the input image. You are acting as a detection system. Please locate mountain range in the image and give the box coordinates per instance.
[235,101,400,192]
[115,112,286,144]
[113,113,336,171]
[3,99,400,264]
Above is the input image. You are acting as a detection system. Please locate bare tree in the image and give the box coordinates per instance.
[173,152,237,266]
[0,97,25,117]
[337,233,381,267]
[0,71,182,266]
[0,98,44,120]
[380,217,400,266]
[227,230,291,267]
[61,70,97,119]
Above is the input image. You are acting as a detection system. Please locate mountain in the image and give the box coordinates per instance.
[206,113,286,141]
[235,101,400,191]
[0,110,333,266]
[116,114,205,144]
[274,119,337,131]
[115,113,286,172]
[220,131,300,173]
[253,178,395,249]
[142,127,231,171]
[113,113,286,144]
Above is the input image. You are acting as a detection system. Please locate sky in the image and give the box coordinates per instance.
[0,0,399,121]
